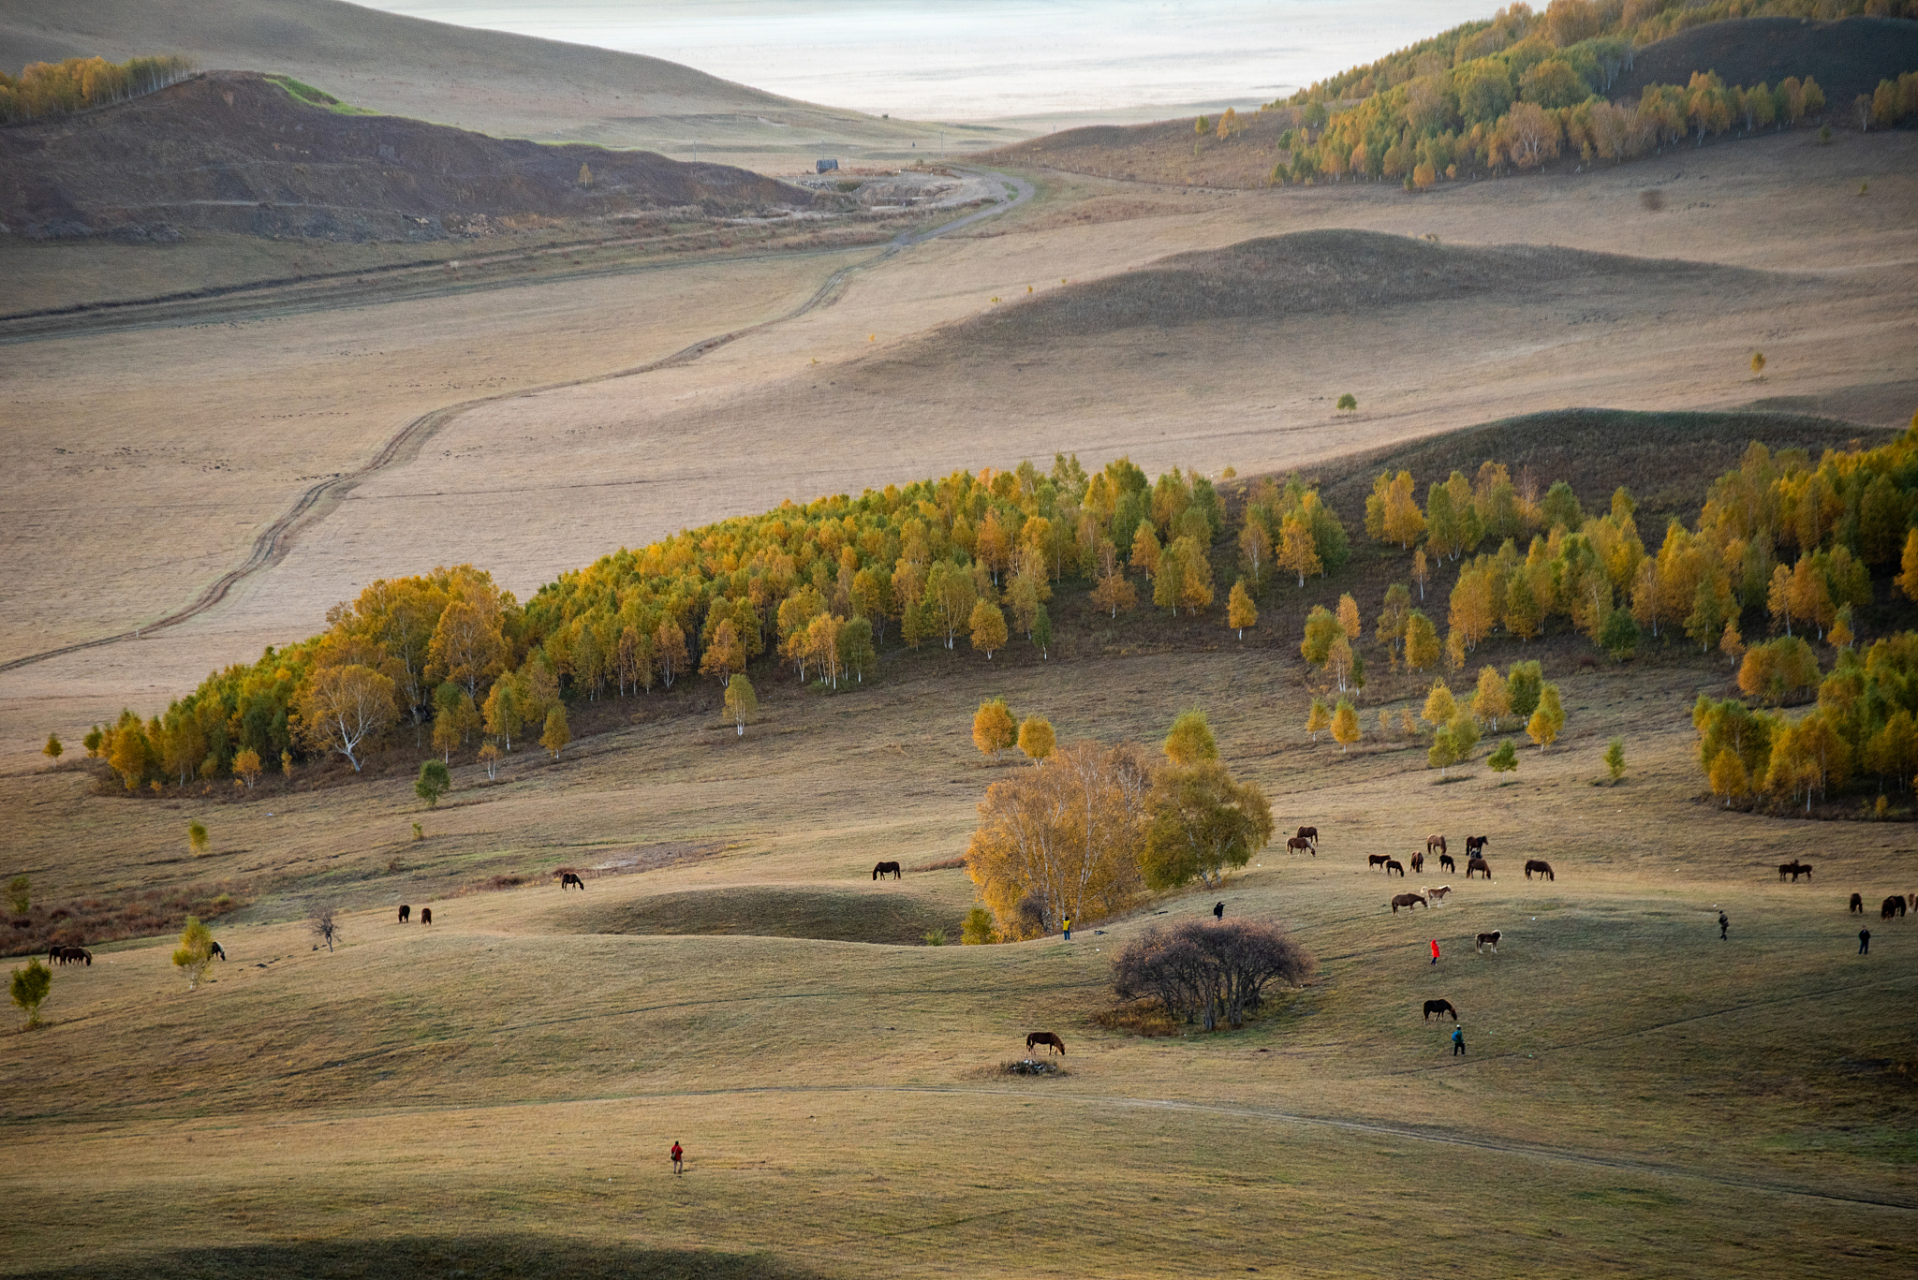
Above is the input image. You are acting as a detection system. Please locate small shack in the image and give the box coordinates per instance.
[815,158,839,173]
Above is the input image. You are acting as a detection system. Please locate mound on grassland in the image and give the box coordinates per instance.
[944,229,1758,342]
[569,887,959,947]
[0,70,816,242]
[1612,16,1918,110]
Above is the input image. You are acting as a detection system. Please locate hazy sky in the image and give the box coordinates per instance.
[356,1,1495,119]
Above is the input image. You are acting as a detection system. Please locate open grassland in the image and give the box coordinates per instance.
[4,627,1917,1277]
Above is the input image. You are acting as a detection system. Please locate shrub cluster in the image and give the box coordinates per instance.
[1111,918,1315,1032]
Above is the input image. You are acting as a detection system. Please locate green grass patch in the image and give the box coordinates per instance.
[267,74,377,115]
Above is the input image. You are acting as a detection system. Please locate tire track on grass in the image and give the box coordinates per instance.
[0,168,1032,675]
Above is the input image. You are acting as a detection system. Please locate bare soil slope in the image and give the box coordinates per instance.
[1,70,815,243]
[1613,15,1918,107]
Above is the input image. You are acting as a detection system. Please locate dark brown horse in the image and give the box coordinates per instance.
[398,904,411,923]
[1426,835,1447,856]
[1475,930,1502,953]
[559,872,586,890]
[1423,999,1458,1021]
[1286,836,1316,856]
[1884,895,1908,920]
[209,941,225,960]
[1778,860,1812,882]
[1850,893,1864,914]
[1439,853,1456,873]
[1296,826,1319,845]
[872,861,902,881]
[1368,854,1391,870]
[1466,857,1492,879]
[1465,836,1489,856]
[1523,859,1554,881]
[1391,892,1426,913]
[1410,851,1425,874]
[420,908,432,925]
[1026,1032,1065,1056]
[1385,859,1406,878]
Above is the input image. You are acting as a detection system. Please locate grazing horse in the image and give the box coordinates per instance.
[872,861,902,881]
[56,946,92,966]
[559,872,587,891]
[1286,836,1316,856]
[1465,836,1489,856]
[1523,860,1554,881]
[1368,854,1391,871]
[1426,835,1447,856]
[1385,859,1406,878]
[1425,885,1452,904]
[1423,999,1458,1021]
[1850,893,1864,914]
[1778,860,1812,882]
[399,904,411,923]
[209,941,225,961]
[1466,857,1492,880]
[420,908,432,925]
[1391,892,1426,913]
[1297,826,1319,846]
[1026,1032,1066,1056]
[1439,854,1456,873]
[1475,930,1502,953]
[1410,851,1425,874]
[1884,895,1908,921]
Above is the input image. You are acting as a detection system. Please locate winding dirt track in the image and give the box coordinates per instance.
[0,168,1033,675]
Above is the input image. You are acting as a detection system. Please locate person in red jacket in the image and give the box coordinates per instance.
[1429,939,1440,965]
[671,1141,684,1175]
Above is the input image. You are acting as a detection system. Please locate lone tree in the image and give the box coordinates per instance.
[1336,393,1358,413]
[1018,715,1056,763]
[42,733,61,761]
[541,705,571,760]
[1604,737,1626,783]
[1141,761,1274,890]
[7,875,29,916]
[416,759,451,807]
[1751,351,1766,378]
[1528,683,1566,750]
[972,698,1017,761]
[188,821,209,856]
[309,903,341,953]
[724,674,758,737]
[173,916,216,990]
[11,958,51,1028]
[1112,918,1315,1032]
[1163,709,1219,766]
[1487,739,1519,773]
[1331,698,1361,753]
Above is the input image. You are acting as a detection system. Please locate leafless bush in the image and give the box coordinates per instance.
[308,903,341,953]
[1111,918,1314,1032]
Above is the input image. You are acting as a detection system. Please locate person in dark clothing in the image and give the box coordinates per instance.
[1451,1025,1465,1055]
[1214,901,1225,921]
[671,1141,684,1175]
[1859,929,1871,955]
[1718,912,1729,940]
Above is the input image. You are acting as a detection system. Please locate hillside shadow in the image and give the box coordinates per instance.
[565,885,960,946]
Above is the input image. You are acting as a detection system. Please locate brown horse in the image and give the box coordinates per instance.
[1426,835,1447,856]
[1884,895,1908,920]
[1465,836,1489,856]
[1439,853,1456,873]
[559,872,586,890]
[1026,1032,1065,1056]
[1391,892,1426,913]
[1778,860,1812,882]
[1523,860,1554,881]
[1410,851,1425,874]
[1577,655,1599,672]
[872,861,902,881]
[1475,930,1502,953]
[209,941,225,960]
[1423,999,1458,1021]
[1296,826,1319,845]
[1425,885,1452,904]
[398,904,410,923]
[420,908,432,925]
[1466,857,1492,879]
[59,946,92,966]
[1368,854,1391,870]
[1385,859,1406,878]
[1849,893,1863,914]
[1286,836,1316,856]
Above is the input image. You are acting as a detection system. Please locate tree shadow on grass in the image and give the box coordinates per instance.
[11,1236,827,1280]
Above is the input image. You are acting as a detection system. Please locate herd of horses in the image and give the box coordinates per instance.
[1851,891,1915,920]
[397,905,432,924]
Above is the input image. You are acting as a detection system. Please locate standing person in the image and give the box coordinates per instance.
[1718,911,1729,941]
[1451,1024,1465,1056]
[1859,928,1871,955]
[1062,915,1072,941]
[670,1141,684,1175]
[1429,939,1440,966]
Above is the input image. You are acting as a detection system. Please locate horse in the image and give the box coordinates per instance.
[59,946,92,966]
[1296,826,1319,846]
[1286,836,1316,856]
[1523,860,1554,881]
[1426,835,1447,856]
[1577,655,1599,672]
[209,941,225,961]
[1391,892,1426,913]
[1423,999,1458,1021]
[1884,895,1908,920]
[1439,854,1456,873]
[1778,860,1812,882]
[1475,930,1502,953]
[1850,893,1864,914]
[872,861,902,881]
[559,872,586,891]
[398,904,411,923]
[1368,854,1391,870]
[1465,836,1489,856]
[1466,857,1492,880]
[420,908,432,925]
[1026,1032,1065,1056]
[1425,885,1452,904]
[1385,859,1406,878]
[1410,851,1425,874]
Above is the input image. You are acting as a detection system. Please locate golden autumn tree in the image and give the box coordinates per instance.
[541,705,571,759]
[1277,514,1321,586]
[1306,698,1331,743]
[1472,664,1511,730]
[1163,709,1219,766]
[970,599,1009,659]
[1018,715,1056,763]
[698,618,746,682]
[724,674,757,736]
[296,663,397,772]
[1227,579,1257,639]
[1336,593,1361,642]
[1331,698,1361,752]
[426,600,504,698]
[973,698,1017,761]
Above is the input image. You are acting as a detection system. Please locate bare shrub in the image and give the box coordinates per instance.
[1111,918,1314,1032]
